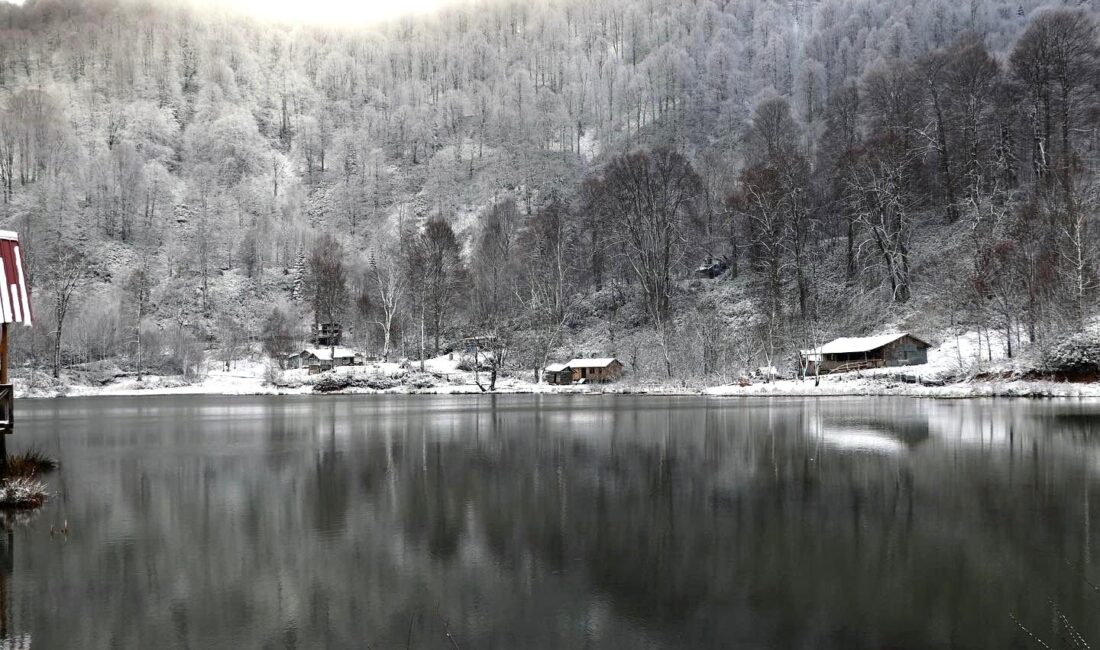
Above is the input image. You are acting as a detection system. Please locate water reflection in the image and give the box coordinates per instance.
[3,395,1100,648]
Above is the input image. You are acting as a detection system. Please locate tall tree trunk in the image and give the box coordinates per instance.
[53,328,62,379]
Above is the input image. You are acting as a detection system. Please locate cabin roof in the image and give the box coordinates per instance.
[810,333,929,356]
[566,358,620,368]
[544,363,569,372]
[0,232,32,327]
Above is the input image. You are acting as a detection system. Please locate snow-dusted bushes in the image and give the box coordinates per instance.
[1040,331,1100,378]
[311,371,404,392]
[0,478,48,509]
[313,374,353,393]
[263,362,283,386]
[0,449,56,509]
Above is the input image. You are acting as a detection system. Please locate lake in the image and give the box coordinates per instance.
[3,394,1099,648]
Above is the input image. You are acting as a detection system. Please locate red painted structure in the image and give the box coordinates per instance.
[0,231,31,327]
[0,230,29,441]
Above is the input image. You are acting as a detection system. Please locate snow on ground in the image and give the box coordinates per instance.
[57,359,298,398]
[923,330,1014,376]
[705,330,1096,398]
[578,131,601,162]
[18,355,601,399]
[704,375,1100,398]
[16,332,1100,400]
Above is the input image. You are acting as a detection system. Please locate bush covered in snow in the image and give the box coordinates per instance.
[71,361,126,386]
[356,375,402,390]
[405,372,442,390]
[455,355,486,372]
[311,371,404,393]
[313,374,353,393]
[1040,331,1100,378]
[0,478,48,509]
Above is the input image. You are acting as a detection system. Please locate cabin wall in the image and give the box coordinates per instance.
[544,370,571,385]
[883,337,929,367]
[569,364,623,383]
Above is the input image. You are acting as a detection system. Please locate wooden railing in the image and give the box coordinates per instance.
[823,360,880,375]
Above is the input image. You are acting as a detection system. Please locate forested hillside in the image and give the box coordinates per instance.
[0,0,1097,384]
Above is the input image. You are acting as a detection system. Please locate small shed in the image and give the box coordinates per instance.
[543,363,572,385]
[801,333,931,375]
[286,347,363,373]
[566,358,624,383]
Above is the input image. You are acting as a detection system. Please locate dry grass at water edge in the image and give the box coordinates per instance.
[5,449,59,478]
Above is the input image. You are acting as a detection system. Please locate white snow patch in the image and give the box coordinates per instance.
[578,132,601,162]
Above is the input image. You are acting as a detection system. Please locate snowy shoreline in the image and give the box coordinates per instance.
[16,331,1100,401]
[14,368,1100,401]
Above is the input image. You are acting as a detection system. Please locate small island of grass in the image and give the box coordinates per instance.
[0,450,57,510]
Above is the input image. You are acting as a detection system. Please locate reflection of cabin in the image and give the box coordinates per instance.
[801,333,931,375]
[286,347,363,373]
[818,415,932,451]
[544,358,624,384]
[312,323,343,347]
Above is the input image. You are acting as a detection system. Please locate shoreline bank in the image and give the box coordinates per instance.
[14,371,1100,400]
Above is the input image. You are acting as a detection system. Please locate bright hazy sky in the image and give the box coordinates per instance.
[2,0,464,25]
[202,0,459,25]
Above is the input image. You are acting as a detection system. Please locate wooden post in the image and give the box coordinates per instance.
[1,322,9,384]
[0,323,8,477]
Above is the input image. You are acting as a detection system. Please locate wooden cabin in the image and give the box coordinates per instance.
[543,363,572,385]
[801,333,931,375]
[566,358,624,383]
[286,347,363,373]
[543,358,625,384]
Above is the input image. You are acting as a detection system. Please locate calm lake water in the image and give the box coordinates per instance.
[1,395,1098,648]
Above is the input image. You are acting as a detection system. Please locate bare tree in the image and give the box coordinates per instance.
[594,147,701,376]
[847,135,919,304]
[1011,9,1100,181]
[260,302,301,362]
[368,247,403,361]
[516,196,573,381]
[123,254,152,379]
[41,241,92,379]
[401,217,465,358]
[307,233,348,359]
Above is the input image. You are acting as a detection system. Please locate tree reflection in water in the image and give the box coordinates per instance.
[4,395,1100,648]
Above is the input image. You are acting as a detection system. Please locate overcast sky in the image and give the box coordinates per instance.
[205,0,461,24]
[2,0,466,25]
